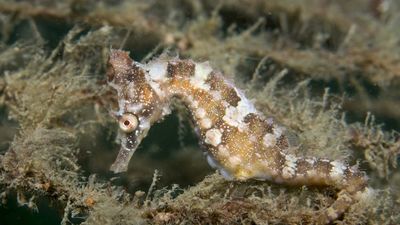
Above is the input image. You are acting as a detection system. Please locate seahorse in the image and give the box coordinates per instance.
[106,49,372,224]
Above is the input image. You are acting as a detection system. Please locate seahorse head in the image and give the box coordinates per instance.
[107,49,169,173]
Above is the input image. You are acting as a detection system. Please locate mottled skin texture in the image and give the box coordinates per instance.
[106,49,369,224]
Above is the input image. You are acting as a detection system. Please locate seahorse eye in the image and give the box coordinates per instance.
[119,113,139,133]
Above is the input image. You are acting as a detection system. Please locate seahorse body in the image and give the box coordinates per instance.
[106,49,371,223]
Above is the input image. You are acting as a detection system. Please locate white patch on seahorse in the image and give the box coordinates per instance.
[205,128,222,147]
[282,154,297,179]
[263,133,277,147]
[135,62,166,98]
[161,104,171,117]
[150,81,164,97]
[223,106,240,127]
[266,117,274,125]
[211,90,222,101]
[127,82,138,99]
[330,161,346,181]
[249,135,257,143]
[222,88,258,132]
[190,62,212,91]
[145,61,168,81]
[306,157,316,165]
[195,108,206,119]
[218,145,230,158]
[116,97,127,116]
[228,155,242,167]
[138,117,151,130]
[306,168,318,178]
[273,126,284,138]
[127,103,143,114]
[200,118,212,129]
[191,100,199,108]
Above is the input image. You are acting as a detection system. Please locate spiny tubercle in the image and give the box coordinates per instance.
[107,50,371,223]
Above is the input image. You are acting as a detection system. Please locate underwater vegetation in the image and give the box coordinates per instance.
[0,0,399,224]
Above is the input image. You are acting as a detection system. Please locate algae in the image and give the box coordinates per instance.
[0,0,399,224]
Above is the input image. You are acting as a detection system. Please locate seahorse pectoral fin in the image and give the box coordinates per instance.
[110,131,140,173]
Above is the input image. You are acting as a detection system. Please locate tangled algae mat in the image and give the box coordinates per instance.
[0,0,399,224]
